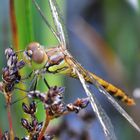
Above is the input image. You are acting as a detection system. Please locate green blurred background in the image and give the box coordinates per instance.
[0,0,140,140]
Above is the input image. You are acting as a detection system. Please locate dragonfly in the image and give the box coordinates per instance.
[22,0,140,139]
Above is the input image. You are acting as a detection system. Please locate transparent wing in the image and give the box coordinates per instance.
[48,0,66,49]
[71,57,140,132]
[33,0,61,43]
[86,70,140,132]
[73,65,117,140]
[33,0,68,48]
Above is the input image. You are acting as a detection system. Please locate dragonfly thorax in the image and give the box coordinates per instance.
[45,46,71,74]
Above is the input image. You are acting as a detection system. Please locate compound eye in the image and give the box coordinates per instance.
[27,42,40,52]
[32,48,46,64]
[26,42,40,58]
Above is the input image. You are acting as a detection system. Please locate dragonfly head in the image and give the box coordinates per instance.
[23,42,48,70]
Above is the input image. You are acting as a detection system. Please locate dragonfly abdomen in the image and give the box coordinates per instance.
[69,68,135,105]
[88,72,135,105]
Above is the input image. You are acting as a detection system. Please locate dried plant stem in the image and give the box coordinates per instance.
[9,0,19,49]
[38,110,51,140]
[0,128,2,138]
[5,93,14,140]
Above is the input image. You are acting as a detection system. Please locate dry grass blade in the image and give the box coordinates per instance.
[51,0,69,46]
[48,0,66,47]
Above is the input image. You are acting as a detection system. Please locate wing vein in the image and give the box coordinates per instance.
[74,67,117,140]
[88,72,140,132]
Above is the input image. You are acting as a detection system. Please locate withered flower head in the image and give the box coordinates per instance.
[2,48,25,92]
[67,98,89,113]
[1,131,10,140]
[22,101,37,115]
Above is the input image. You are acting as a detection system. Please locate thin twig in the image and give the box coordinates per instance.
[5,92,14,140]
[38,110,51,140]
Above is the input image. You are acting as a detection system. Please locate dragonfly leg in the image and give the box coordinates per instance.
[33,77,38,91]
[21,71,33,81]
[28,74,38,91]
[44,78,50,89]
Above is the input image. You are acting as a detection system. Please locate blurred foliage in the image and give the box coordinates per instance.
[103,0,140,87]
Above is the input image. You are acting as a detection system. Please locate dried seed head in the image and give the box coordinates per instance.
[67,103,80,113]
[74,98,89,108]
[31,118,38,128]
[1,131,10,140]
[5,48,14,59]
[30,118,43,134]
[30,101,37,114]
[22,103,30,114]
[21,118,32,131]
[2,48,25,92]
[22,101,37,115]
[42,134,54,140]
[45,102,66,118]
[36,122,43,132]
[16,60,25,69]
[67,98,89,113]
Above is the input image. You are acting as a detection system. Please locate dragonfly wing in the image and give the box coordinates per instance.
[74,67,117,140]
[49,0,66,48]
[33,0,61,43]
[87,71,140,132]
